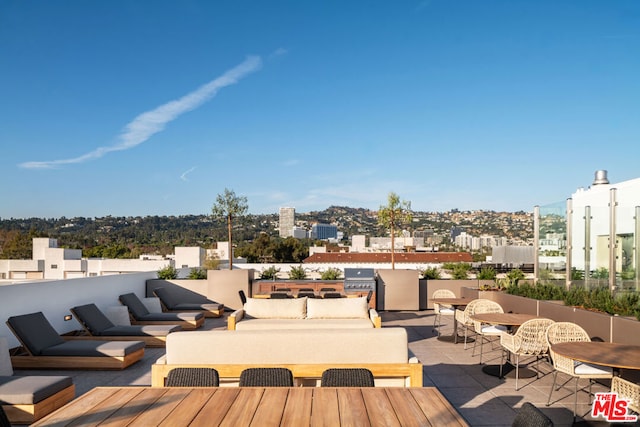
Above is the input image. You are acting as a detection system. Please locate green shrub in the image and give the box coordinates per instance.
[506,281,565,300]
[506,269,526,283]
[592,267,609,279]
[450,263,470,280]
[187,268,207,279]
[260,266,280,280]
[571,268,585,280]
[288,265,307,280]
[477,267,497,280]
[320,267,342,280]
[157,265,178,279]
[421,267,441,279]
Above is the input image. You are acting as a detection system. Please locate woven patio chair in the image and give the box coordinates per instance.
[432,289,456,337]
[239,368,293,387]
[611,376,640,414]
[471,299,507,364]
[545,322,612,417]
[454,299,482,349]
[166,368,219,387]
[500,318,555,390]
[270,292,290,299]
[297,292,316,298]
[323,292,343,299]
[511,402,554,427]
[321,368,375,387]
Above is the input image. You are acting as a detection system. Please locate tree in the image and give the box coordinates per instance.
[377,192,412,269]
[211,188,248,270]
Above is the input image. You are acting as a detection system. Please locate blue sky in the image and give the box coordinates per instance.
[1,1,639,218]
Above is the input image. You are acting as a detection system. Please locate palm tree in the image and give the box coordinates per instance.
[378,192,412,269]
[211,188,248,270]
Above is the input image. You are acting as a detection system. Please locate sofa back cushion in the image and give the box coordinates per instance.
[244,297,306,319]
[166,328,408,364]
[307,297,369,319]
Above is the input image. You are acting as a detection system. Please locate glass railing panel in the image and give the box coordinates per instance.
[538,201,567,282]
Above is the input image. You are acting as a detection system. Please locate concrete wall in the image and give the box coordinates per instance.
[0,272,155,348]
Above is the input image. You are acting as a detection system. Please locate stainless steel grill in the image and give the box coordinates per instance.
[343,268,376,292]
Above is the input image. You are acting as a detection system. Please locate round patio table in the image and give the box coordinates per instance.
[551,342,640,371]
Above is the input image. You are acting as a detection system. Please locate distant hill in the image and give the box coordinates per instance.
[0,206,532,259]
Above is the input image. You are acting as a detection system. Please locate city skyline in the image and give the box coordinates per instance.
[2,1,639,219]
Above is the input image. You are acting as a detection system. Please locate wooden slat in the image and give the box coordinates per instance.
[219,388,264,427]
[128,388,190,426]
[337,388,369,426]
[410,388,469,427]
[250,387,289,427]
[310,388,339,427]
[385,388,429,427]
[65,387,144,427]
[189,388,238,427]
[280,388,312,426]
[361,388,401,427]
[157,388,215,427]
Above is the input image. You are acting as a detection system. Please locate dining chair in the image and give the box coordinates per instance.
[454,299,482,349]
[323,292,343,299]
[545,322,613,417]
[511,402,554,427]
[270,292,290,299]
[321,368,375,387]
[471,299,507,364]
[432,289,456,337]
[166,367,220,387]
[500,318,555,390]
[297,292,316,298]
[611,376,640,414]
[238,290,247,305]
[239,368,294,387]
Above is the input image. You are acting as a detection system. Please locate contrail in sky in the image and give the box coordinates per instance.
[19,56,262,169]
[180,166,197,181]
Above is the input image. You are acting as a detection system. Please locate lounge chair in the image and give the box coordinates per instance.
[152,287,224,318]
[69,303,181,347]
[0,336,75,424]
[119,293,204,330]
[6,312,145,370]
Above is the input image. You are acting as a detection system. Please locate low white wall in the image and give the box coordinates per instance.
[0,272,156,348]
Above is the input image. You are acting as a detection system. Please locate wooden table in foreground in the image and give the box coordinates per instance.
[551,342,640,371]
[32,386,469,427]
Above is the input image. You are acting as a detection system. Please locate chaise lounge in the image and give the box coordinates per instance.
[6,312,145,370]
[152,287,224,318]
[68,303,181,347]
[0,336,75,424]
[119,293,204,330]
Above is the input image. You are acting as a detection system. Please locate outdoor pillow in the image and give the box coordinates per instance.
[243,297,306,319]
[307,297,369,319]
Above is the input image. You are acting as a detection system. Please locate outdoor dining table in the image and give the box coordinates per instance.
[431,297,470,344]
[31,386,469,426]
[469,312,539,378]
[551,342,640,371]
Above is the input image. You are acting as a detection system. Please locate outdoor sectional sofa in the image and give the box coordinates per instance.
[152,328,421,387]
[227,296,381,330]
[0,336,75,424]
[6,312,145,370]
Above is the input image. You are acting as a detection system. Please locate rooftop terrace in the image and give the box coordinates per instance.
[11,310,622,427]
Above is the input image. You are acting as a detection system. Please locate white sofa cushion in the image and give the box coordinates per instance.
[307,297,369,319]
[244,297,306,319]
[235,318,374,330]
[166,328,408,364]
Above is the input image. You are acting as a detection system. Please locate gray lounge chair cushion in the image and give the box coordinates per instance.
[120,293,203,322]
[154,287,223,311]
[0,337,13,376]
[0,375,73,404]
[72,304,180,336]
[99,325,180,337]
[40,340,144,357]
[6,313,65,356]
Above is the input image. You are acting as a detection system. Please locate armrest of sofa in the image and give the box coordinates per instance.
[369,309,381,328]
[227,309,245,330]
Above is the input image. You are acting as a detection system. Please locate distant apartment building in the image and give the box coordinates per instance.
[278,207,295,238]
[310,223,338,240]
[292,226,308,239]
[454,232,508,251]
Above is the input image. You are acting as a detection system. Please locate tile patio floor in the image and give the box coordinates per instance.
[16,310,637,426]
